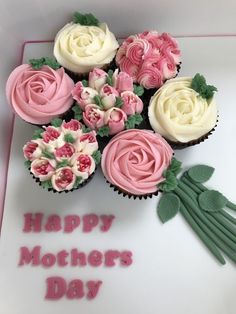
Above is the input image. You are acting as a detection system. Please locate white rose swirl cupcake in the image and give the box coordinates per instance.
[148,75,218,147]
[53,12,119,76]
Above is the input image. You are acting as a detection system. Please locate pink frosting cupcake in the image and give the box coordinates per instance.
[116,31,181,90]
[71,68,144,137]
[23,118,101,193]
[101,129,173,199]
[6,62,75,125]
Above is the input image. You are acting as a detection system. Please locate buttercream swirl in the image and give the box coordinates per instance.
[116,31,181,89]
[148,77,218,143]
[101,129,173,195]
[6,64,74,125]
[54,22,119,74]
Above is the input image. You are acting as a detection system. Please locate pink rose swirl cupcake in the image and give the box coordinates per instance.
[23,118,101,193]
[71,67,145,150]
[116,31,181,90]
[101,129,173,199]
[6,59,75,125]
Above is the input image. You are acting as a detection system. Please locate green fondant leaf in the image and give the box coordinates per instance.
[32,128,44,140]
[41,180,53,189]
[56,159,69,169]
[191,73,217,99]
[82,79,88,87]
[73,176,83,188]
[72,105,83,121]
[92,150,102,165]
[29,57,60,70]
[198,190,228,212]
[169,157,182,176]
[42,149,54,159]
[73,12,99,26]
[82,126,92,133]
[188,165,215,183]
[106,69,114,86]
[133,84,144,96]
[51,118,63,127]
[97,126,110,137]
[125,113,143,129]
[94,95,104,109]
[158,170,178,192]
[115,96,123,108]
[64,133,75,143]
[157,193,180,223]
[24,160,32,169]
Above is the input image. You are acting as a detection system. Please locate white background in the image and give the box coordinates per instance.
[0,36,236,314]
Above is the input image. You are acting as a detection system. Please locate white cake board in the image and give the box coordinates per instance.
[0,38,236,314]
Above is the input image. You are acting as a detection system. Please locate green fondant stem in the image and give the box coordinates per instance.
[206,212,236,244]
[182,174,202,194]
[211,212,236,237]
[227,201,236,211]
[178,201,225,265]
[183,201,236,264]
[175,186,236,253]
[178,180,198,201]
[220,210,236,224]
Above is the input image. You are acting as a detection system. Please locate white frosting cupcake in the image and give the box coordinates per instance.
[148,76,218,144]
[54,13,119,74]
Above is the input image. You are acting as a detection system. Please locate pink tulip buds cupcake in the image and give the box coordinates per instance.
[23,118,101,193]
[116,31,181,90]
[71,68,144,136]
[6,57,74,125]
[101,129,173,199]
[53,11,119,77]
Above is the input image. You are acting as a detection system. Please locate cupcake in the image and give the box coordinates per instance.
[6,58,74,125]
[101,129,173,199]
[116,31,181,90]
[71,68,144,138]
[23,118,101,193]
[148,74,218,148]
[53,11,119,78]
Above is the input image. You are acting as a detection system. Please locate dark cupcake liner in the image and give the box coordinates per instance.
[28,168,96,194]
[167,116,219,150]
[105,179,159,200]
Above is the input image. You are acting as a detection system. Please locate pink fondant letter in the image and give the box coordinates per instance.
[57,250,69,267]
[23,213,43,232]
[86,281,103,299]
[104,250,120,266]
[45,215,62,232]
[18,246,41,266]
[120,251,133,266]
[64,215,80,233]
[100,215,115,232]
[71,249,87,266]
[88,250,103,267]
[45,277,66,300]
[66,280,84,299]
[82,214,99,232]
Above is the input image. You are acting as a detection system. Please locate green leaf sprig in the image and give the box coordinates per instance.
[191,73,217,99]
[106,70,114,86]
[29,57,60,70]
[73,12,99,26]
[72,105,83,121]
[97,126,110,137]
[125,114,143,129]
[133,84,144,96]
[92,150,102,165]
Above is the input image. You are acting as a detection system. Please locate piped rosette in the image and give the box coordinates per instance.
[116,31,181,90]
[148,74,218,148]
[6,57,75,125]
[101,129,173,199]
[71,68,145,138]
[23,118,101,193]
